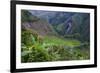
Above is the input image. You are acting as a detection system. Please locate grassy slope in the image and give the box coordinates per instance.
[21,31,90,63]
[44,36,80,47]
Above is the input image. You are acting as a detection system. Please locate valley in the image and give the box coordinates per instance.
[21,10,90,63]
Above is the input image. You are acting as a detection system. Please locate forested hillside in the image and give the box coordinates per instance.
[21,10,90,63]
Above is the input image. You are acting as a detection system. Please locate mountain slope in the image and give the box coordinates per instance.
[23,10,90,42]
[21,10,57,36]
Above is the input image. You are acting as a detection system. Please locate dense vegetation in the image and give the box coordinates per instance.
[21,10,90,63]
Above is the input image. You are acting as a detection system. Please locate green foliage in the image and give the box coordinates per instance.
[27,43,50,62]
[64,33,80,40]
[21,30,35,47]
[21,10,90,63]
[21,30,90,62]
